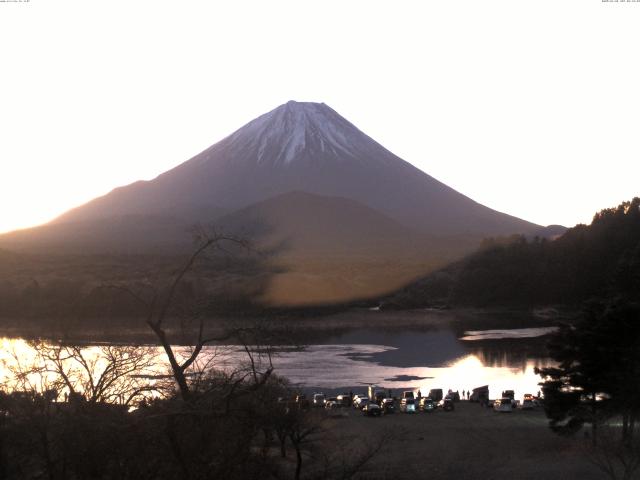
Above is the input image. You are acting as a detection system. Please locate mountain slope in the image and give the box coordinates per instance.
[0,214,193,254]
[52,101,539,237]
[215,191,479,305]
[219,191,421,253]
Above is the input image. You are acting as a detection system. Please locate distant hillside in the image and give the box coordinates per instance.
[383,198,640,309]
[216,191,482,305]
[219,191,422,253]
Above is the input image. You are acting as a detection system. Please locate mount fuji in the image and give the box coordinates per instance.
[0,101,544,305]
[45,100,537,236]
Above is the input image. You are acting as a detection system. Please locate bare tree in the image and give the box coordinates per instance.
[289,410,323,480]
[27,340,160,405]
[101,229,255,400]
[3,337,160,406]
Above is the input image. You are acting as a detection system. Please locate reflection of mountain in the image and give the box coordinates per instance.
[459,327,558,341]
[324,328,552,370]
[336,330,467,368]
[461,337,553,371]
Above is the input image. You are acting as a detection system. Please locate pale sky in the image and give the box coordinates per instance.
[1,0,639,234]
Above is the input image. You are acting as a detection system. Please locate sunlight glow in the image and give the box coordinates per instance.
[1,1,639,233]
[0,340,552,402]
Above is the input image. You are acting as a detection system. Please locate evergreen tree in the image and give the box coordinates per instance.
[537,301,640,444]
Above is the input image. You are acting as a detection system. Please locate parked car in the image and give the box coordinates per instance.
[295,394,310,409]
[325,397,340,409]
[400,398,416,413]
[313,393,326,407]
[502,390,515,400]
[353,397,369,409]
[442,396,455,412]
[336,394,351,407]
[380,398,395,414]
[494,398,514,413]
[470,385,489,405]
[522,393,541,406]
[362,403,382,417]
[428,389,443,402]
[419,397,436,412]
[521,398,535,410]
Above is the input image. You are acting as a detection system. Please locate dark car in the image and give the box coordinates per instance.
[428,389,443,402]
[442,396,455,412]
[324,397,340,409]
[295,394,310,409]
[381,398,395,414]
[470,385,489,405]
[521,399,535,410]
[419,397,436,412]
[502,390,515,400]
[362,403,382,417]
[312,393,326,407]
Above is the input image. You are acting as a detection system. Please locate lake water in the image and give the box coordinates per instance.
[0,316,556,401]
[251,326,556,399]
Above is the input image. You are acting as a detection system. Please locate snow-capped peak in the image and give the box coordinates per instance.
[224,101,370,166]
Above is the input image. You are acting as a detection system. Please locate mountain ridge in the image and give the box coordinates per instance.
[49,100,539,236]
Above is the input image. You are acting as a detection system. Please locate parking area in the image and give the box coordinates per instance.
[318,401,600,480]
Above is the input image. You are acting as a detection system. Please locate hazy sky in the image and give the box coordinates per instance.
[1,0,639,234]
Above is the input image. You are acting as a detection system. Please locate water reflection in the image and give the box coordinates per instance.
[330,330,467,368]
[460,327,559,341]
[321,327,552,367]
[247,344,553,401]
[0,324,555,402]
[278,325,557,399]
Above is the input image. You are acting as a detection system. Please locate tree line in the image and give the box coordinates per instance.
[385,197,640,309]
[0,246,276,328]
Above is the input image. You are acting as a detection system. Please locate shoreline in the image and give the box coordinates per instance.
[0,307,566,344]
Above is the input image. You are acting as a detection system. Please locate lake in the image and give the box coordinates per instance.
[0,310,558,401]
[241,324,556,399]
